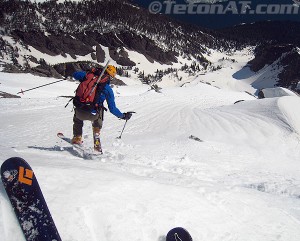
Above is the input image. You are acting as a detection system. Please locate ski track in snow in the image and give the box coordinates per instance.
[1,76,300,240]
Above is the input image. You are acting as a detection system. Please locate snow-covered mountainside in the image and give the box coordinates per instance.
[0,0,220,79]
[0,70,300,241]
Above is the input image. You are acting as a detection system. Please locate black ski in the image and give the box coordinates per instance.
[167,227,193,241]
[1,157,62,241]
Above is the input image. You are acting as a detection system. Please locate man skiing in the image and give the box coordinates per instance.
[71,65,132,153]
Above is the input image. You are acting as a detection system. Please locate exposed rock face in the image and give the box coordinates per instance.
[0,0,218,81]
[52,62,125,85]
[12,31,94,57]
[278,49,300,90]
[248,44,300,91]
[0,91,21,98]
[248,45,294,72]
[53,62,97,78]
[10,29,178,67]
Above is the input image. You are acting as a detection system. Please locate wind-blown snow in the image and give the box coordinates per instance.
[278,96,300,135]
[1,72,300,241]
[261,87,298,98]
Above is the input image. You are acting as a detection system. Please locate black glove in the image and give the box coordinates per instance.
[122,112,132,120]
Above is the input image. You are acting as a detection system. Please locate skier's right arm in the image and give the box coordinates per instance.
[73,71,86,82]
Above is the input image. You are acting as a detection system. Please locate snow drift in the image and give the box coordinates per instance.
[260,87,298,98]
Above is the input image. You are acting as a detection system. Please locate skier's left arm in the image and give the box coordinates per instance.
[103,86,124,118]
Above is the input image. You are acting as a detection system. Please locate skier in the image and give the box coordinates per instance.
[71,65,132,153]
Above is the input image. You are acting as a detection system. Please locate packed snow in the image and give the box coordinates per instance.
[0,69,300,241]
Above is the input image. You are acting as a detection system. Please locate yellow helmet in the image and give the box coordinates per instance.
[106,65,117,78]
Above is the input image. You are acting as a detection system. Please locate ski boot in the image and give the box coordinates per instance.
[71,135,83,145]
[93,127,103,154]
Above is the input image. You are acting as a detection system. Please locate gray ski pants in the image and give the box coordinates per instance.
[73,108,104,136]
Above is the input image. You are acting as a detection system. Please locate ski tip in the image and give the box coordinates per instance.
[57,132,64,137]
[166,227,193,241]
[1,157,30,174]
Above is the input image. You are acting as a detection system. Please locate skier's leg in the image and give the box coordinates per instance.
[92,110,104,152]
[72,109,84,144]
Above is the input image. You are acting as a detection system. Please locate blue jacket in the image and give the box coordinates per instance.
[73,71,123,118]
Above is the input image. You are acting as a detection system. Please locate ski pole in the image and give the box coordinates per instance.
[17,79,64,94]
[88,59,111,98]
[117,120,128,139]
[117,111,136,139]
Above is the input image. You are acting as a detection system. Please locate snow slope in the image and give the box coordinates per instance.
[1,72,300,241]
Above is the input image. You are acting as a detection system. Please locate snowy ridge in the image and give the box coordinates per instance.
[1,73,300,241]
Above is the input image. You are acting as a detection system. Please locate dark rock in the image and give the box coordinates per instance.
[73,32,99,47]
[53,64,66,76]
[54,62,100,78]
[70,53,77,59]
[248,44,294,72]
[258,89,265,99]
[248,44,300,90]
[0,91,21,98]
[96,45,105,63]
[31,65,63,78]
[88,31,177,65]
[109,47,135,66]
[111,78,126,86]
[91,52,96,60]
[64,63,82,78]
[115,31,177,64]
[12,30,94,57]
[3,63,24,73]
[28,56,39,64]
[278,49,300,89]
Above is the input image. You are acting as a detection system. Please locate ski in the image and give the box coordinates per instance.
[57,132,102,159]
[166,227,193,241]
[57,132,85,151]
[1,157,62,241]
